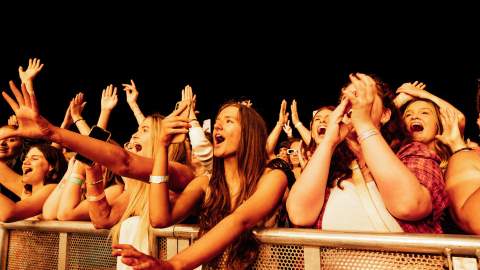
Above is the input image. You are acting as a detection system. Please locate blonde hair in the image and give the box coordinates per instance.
[110,113,186,254]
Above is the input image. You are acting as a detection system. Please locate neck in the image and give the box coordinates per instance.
[31,182,44,194]
[223,155,240,188]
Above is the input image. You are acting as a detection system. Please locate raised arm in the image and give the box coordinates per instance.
[290,99,311,145]
[97,84,118,129]
[1,81,194,188]
[287,98,350,226]
[396,81,466,133]
[348,74,433,221]
[69,92,90,135]
[266,100,288,159]
[18,58,44,94]
[122,80,145,125]
[51,102,73,150]
[149,102,205,227]
[115,169,287,270]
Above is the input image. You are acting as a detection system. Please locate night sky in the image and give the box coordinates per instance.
[1,15,480,145]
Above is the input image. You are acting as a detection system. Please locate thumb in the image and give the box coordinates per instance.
[81,102,87,109]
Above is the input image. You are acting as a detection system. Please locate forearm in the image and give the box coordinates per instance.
[87,182,116,228]
[150,145,172,227]
[286,139,335,226]
[97,110,112,130]
[128,102,145,125]
[168,214,252,270]
[49,126,151,180]
[73,118,91,135]
[357,123,431,219]
[0,162,23,196]
[295,123,312,145]
[57,182,84,220]
[266,124,283,157]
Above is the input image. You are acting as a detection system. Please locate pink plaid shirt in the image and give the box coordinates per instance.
[316,142,448,233]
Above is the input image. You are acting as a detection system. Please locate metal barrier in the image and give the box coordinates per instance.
[1,221,480,269]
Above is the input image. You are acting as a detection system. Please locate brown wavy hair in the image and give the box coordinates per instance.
[198,102,268,268]
[328,74,409,188]
[301,105,336,162]
[401,98,451,169]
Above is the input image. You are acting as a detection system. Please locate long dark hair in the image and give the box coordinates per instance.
[328,74,408,188]
[27,143,68,185]
[198,102,268,268]
[302,105,336,160]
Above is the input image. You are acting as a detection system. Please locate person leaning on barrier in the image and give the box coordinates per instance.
[286,73,448,233]
[111,101,289,269]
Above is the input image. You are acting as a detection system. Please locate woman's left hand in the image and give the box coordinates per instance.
[343,73,377,129]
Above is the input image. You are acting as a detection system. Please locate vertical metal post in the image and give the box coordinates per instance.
[304,246,321,270]
[0,226,8,270]
[57,232,68,270]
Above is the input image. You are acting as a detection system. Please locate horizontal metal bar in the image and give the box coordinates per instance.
[252,228,480,256]
[0,221,108,235]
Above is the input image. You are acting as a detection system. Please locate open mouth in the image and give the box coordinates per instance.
[215,134,225,145]
[23,168,33,175]
[134,144,142,152]
[410,123,424,132]
[317,126,326,135]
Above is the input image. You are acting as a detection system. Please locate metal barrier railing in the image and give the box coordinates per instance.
[1,221,480,269]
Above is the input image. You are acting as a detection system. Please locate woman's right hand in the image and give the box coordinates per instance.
[122,79,139,105]
[290,99,301,126]
[158,103,191,147]
[112,244,169,270]
[278,99,289,126]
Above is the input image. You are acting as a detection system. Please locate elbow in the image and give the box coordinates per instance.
[0,209,15,222]
[389,201,432,221]
[149,216,172,228]
[42,212,58,221]
[92,220,114,230]
[285,197,318,227]
[57,212,73,221]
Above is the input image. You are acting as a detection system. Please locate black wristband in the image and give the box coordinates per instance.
[453,147,472,155]
[74,118,85,125]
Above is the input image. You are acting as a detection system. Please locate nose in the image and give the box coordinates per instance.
[0,140,7,146]
[214,121,222,131]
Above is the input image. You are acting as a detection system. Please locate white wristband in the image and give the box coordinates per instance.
[294,122,303,128]
[86,192,106,202]
[149,175,169,184]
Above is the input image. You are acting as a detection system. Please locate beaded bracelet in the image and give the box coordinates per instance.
[357,129,379,142]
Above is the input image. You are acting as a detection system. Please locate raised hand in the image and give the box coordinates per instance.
[60,103,73,128]
[323,97,352,146]
[122,80,139,105]
[182,85,195,120]
[393,81,427,108]
[290,99,301,126]
[159,102,191,147]
[7,115,18,126]
[435,107,465,151]
[283,120,293,138]
[101,84,118,111]
[70,92,87,121]
[1,81,53,140]
[278,99,289,125]
[112,244,164,269]
[343,73,377,128]
[18,58,44,85]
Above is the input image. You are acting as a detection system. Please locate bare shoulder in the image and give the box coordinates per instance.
[446,150,480,186]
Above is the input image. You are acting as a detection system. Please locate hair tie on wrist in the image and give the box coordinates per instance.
[74,118,85,124]
[453,147,472,155]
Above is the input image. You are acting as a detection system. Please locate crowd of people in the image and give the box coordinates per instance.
[1,58,479,269]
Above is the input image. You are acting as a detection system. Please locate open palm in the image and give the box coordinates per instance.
[1,81,53,140]
[18,58,44,83]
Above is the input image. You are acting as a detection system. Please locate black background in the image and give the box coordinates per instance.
[1,8,479,145]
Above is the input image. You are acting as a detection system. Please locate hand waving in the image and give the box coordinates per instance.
[1,81,53,140]
[122,80,139,105]
[18,58,44,84]
[101,84,118,111]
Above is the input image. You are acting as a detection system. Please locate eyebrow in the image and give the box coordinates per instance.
[404,107,435,114]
